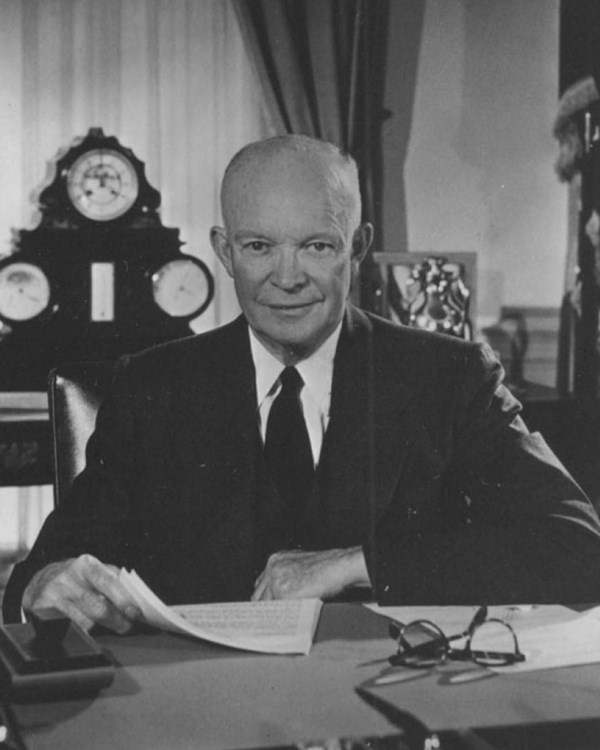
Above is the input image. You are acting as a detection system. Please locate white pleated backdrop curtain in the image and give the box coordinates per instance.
[0,0,274,555]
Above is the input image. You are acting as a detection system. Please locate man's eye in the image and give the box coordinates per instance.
[244,241,269,252]
[307,242,334,253]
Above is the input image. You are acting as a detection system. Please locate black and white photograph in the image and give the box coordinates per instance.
[1,1,600,748]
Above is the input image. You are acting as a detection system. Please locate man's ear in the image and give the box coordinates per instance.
[210,226,234,278]
[351,222,374,265]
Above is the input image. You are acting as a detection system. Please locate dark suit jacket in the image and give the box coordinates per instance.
[5,306,600,621]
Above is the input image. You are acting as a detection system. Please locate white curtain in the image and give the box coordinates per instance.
[0,0,275,556]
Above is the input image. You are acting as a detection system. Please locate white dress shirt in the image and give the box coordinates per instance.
[249,322,342,467]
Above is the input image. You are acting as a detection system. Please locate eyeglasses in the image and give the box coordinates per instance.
[388,605,525,669]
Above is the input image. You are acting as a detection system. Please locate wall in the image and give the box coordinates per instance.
[383,0,567,327]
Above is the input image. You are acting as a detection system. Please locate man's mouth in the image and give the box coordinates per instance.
[265,301,318,311]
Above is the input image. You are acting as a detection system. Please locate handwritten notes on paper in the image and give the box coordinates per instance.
[119,569,322,655]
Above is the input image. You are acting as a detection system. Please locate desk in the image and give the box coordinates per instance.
[6,604,600,750]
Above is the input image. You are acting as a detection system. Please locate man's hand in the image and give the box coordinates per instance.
[252,546,371,601]
[22,554,141,634]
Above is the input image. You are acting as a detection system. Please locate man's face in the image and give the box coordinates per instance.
[212,157,370,362]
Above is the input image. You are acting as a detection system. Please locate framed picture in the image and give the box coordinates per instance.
[372,251,477,339]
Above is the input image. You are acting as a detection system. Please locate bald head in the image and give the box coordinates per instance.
[220,135,362,236]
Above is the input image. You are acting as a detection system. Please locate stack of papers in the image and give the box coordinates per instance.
[118,569,322,655]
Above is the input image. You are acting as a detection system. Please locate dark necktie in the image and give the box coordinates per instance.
[264,367,315,532]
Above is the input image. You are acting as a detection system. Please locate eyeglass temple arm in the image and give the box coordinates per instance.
[468,605,488,630]
[440,606,489,646]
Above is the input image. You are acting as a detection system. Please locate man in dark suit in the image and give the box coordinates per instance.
[5,135,600,631]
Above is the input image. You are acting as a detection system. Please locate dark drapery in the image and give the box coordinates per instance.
[560,0,600,95]
[233,0,392,309]
[557,0,600,398]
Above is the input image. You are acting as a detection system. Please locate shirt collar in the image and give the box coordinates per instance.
[249,321,343,409]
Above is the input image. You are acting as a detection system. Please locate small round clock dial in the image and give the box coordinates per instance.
[66,149,139,221]
[152,257,214,319]
[0,260,52,322]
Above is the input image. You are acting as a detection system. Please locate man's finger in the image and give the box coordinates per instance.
[253,584,273,601]
[251,573,267,601]
[76,556,140,626]
[59,600,96,633]
[78,586,133,634]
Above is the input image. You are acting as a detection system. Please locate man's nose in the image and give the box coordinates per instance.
[270,247,306,289]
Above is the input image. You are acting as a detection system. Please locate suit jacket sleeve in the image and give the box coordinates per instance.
[369,342,600,605]
[3,357,139,622]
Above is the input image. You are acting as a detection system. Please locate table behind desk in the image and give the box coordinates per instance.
[0,419,52,488]
[9,604,600,750]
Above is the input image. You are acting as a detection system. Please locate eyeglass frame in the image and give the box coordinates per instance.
[388,605,526,669]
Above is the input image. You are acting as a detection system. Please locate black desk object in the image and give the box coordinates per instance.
[0,609,114,704]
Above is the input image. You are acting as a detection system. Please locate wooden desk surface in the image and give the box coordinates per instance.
[7,604,600,750]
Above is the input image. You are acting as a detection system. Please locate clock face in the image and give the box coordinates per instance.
[0,261,52,322]
[66,148,139,221]
[152,257,214,319]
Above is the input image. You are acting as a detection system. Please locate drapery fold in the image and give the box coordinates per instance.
[556,0,600,396]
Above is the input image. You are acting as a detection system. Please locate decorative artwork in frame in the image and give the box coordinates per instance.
[372,252,477,341]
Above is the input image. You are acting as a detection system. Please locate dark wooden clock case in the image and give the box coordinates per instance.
[0,128,213,390]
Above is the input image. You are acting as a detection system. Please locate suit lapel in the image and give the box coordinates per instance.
[318,307,420,544]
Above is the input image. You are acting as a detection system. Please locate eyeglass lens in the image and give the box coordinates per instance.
[468,618,523,666]
[392,620,449,668]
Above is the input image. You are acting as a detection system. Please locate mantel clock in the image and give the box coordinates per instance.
[0,128,214,390]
